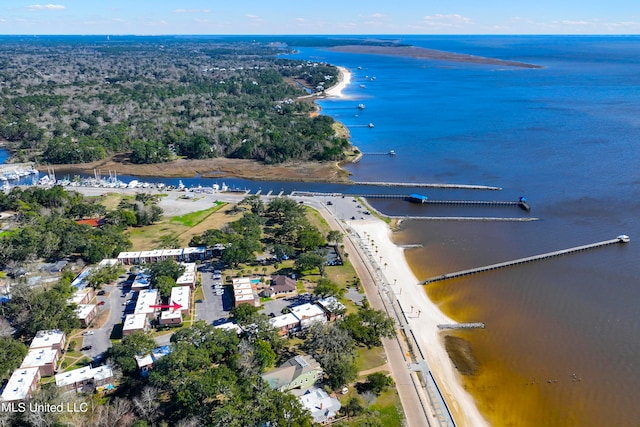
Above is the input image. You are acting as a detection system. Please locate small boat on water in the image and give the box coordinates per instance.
[357,103,365,110]
[389,150,396,156]
[127,180,139,189]
[368,123,375,128]
[359,84,366,88]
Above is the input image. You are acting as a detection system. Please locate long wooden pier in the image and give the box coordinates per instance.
[422,235,630,285]
[359,194,531,211]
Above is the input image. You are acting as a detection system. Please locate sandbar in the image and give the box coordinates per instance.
[329,44,543,69]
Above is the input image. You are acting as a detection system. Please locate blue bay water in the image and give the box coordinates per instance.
[293,36,640,427]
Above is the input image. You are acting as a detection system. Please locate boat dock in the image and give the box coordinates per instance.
[422,235,630,285]
[360,194,531,211]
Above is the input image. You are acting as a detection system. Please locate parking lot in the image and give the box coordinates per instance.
[197,264,233,324]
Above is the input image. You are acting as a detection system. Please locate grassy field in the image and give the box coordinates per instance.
[127,202,234,250]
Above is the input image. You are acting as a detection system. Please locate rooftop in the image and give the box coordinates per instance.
[21,348,58,368]
[54,365,114,388]
[135,289,159,315]
[170,286,190,311]
[30,330,65,349]
[75,304,96,319]
[0,368,40,402]
[122,313,148,332]
[291,303,326,320]
[262,355,321,391]
[270,313,300,329]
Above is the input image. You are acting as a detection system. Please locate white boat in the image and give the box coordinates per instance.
[617,234,631,243]
[221,182,228,192]
[177,180,185,191]
[357,103,365,110]
[368,123,375,128]
[0,176,7,182]
[389,150,396,156]
[359,84,366,88]
[212,183,220,191]
[127,180,139,188]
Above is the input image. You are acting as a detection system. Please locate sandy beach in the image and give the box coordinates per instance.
[348,219,489,427]
[323,66,351,98]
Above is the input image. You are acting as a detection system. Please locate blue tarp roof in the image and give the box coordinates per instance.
[408,193,428,201]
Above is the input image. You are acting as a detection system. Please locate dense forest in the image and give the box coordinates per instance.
[0,38,346,165]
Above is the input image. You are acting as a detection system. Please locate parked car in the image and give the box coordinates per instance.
[81,345,92,351]
[97,301,105,306]
[82,331,94,336]
[97,290,106,296]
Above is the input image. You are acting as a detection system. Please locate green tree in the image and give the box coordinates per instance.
[156,275,176,299]
[313,278,346,299]
[147,259,185,286]
[106,331,156,375]
[230,304,259,323]
[303,322,357,389]
[340,305,396,348]
[0,337,28,382]
[327,230,343,245]
[364,372,394,395]
[295,252,326,276]
[296,226,325,251]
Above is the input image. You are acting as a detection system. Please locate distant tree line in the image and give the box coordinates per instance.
[0,39,347,166]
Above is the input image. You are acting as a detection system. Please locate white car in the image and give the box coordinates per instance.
[82,331,95,336]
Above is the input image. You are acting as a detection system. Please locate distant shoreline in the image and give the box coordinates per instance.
[328,44,544,69]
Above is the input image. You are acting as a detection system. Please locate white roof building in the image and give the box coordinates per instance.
[270,313,301,330]
[98,258,119,267]
[0,368,40,402]
[214,322,243,335]
[122,313,149,336]
[298,387,342,424]
[291,303,327,329]
[55,365,114,388]
[20,348,59,376]
[30,330,65,351]
[75,304,97,319]
[68,288,93,306]
[135,289,159,318]
[170,286,190,314]
[161,248,183,260]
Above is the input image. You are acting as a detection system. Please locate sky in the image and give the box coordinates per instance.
[1,1,640,35]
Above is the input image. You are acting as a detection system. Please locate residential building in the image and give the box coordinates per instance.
[134,289,159,319]
[117,251,141,265]
[269,313,301,336]
[170,286,190,315]
[298,386,342,425]
[214,321,243,335]
[131,273,151,291]
[159,310,182,326]
[75,304,98,327]
[232,277,260,308]
[316,297,346,321]
[138,249,164,264]
[261,275,297,299]
[20,348,59,377]
[182,246,206,262]
[122,313,150,336]
[29,330,66,355]
[261,355,323,392]
[176,262,197,288]
[68,287,94,306]
[0,368,41,402]
[55,365,114,393]
[161,248,183,262]
[291,303,327,329]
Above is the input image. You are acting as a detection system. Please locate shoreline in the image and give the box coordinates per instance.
[346,219,489,427]
[323,66,352,98]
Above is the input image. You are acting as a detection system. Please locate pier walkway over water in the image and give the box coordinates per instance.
[422,235,630,285]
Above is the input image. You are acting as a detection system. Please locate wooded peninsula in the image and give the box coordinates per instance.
[0,36,352,178]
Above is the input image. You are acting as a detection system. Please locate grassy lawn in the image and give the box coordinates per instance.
[127,203,233,249]
[356,346,388,373]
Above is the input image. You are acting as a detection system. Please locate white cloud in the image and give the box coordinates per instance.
[295,17,305,22]
[27,4,65,10]
[174,9,210,14]
[422,13,471,28]
[246,14,261,20]
[558,20,589,25]
[369,13,385,19]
